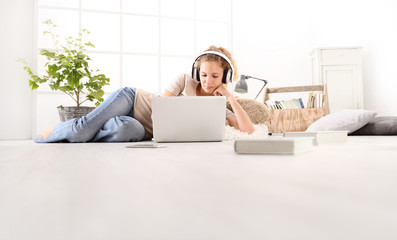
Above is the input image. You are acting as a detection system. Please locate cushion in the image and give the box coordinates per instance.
[306,109,377,133]
[227,97,270,124]
[350,116,397,135]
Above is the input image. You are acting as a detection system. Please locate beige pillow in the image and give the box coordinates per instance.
[227,97,270,124]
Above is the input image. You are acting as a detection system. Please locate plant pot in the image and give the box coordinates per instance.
[57,105,96,122]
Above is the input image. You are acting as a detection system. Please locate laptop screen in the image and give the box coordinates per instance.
[152,96,226,142]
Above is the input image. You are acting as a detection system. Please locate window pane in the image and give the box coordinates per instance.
[160,56,192,93]
[88,53,121,93]
[123,55,159,93]
[196,22,231,52]
[38,0,79,8]
[82,12,120,52]
[161,19,194,55]
[37,8,79,49]
[123,15,158,53]
[123,0,158,15]
[196,0,230,22]
[160,0,194,18]
[82,0,120,12]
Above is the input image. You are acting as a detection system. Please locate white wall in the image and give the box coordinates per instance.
[0,0,34,140]
[232,0,397,115]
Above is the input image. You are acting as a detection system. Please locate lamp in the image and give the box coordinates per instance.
[234,75,268,100]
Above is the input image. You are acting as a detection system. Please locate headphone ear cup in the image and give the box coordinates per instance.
[222,69,227,83]
[192,67,200,83]
[223,69,232,83]
[196,68,200,82]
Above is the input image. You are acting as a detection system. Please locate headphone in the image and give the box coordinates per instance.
[191,50,234,84]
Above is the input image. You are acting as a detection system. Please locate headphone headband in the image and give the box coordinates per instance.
[192,50,234,83]
[193,51,234,75]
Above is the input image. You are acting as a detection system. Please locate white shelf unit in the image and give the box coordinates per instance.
[311,47,363,113]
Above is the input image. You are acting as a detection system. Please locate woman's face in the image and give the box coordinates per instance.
[199,60,224,94]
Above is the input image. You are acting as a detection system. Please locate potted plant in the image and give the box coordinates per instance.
[18,19,110,121]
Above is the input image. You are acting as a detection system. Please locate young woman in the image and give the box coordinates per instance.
[36,46,254,143]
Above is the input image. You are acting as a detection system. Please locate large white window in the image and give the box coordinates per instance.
[34,0,232,135]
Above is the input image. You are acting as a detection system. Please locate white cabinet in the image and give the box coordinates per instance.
[311,47,363,113]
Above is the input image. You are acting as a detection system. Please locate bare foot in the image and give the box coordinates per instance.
[41,127,54,139]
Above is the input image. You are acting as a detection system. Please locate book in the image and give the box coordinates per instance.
[281,98,304,109]
[265,99,279,109]
[283,131,348,145]
[310,94,316,108]
[306,92,324,108]
[234,137,314,155]
[266,98,305,110]
[275,100,283,109]
[307,92,312,108]
[298,98,305,108]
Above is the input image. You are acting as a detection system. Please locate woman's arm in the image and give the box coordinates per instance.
[214,86,255,134]
[163,90,176,96]
[163,74,187,97]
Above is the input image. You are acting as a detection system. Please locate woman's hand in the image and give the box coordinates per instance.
[213,85,232,99]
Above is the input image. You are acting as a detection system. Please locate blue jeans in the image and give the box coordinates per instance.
[35,87,146,143]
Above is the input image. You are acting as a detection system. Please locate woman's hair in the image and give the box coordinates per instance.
[194,45,238,82]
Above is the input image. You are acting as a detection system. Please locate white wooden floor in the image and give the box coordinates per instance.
[1,137,397,240]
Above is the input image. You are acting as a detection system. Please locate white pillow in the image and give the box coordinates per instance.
[306,109,377,133]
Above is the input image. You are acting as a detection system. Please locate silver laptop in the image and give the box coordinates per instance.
[152,96,226,142]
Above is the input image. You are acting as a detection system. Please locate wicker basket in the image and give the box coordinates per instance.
[269,108,325,133]
[263,85,330,133]
[57,105,96,122]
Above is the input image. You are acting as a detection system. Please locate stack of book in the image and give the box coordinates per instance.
[307,92,324,108]
[264,92,325,110]
[234,131,348,155]
[234,137,314,155]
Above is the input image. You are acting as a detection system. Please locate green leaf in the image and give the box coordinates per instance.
[40,49,56,58]
[59,86,72,92]
[18,19,110,107]
[29,80,39,90]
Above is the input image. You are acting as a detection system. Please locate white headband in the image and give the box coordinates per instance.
[193,50,234,76]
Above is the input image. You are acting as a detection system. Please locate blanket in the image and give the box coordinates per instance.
[224,124,269,140]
